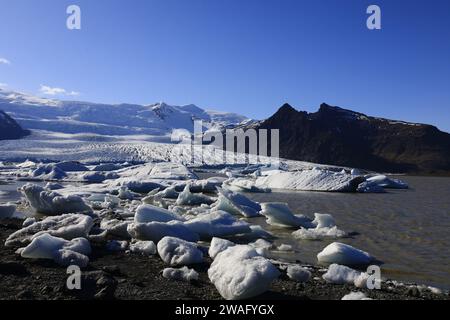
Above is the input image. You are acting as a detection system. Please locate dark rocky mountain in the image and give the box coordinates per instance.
[253,103,450,174]
[0,110,30,140]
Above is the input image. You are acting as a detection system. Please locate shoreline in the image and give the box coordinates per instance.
[0,219,447,301]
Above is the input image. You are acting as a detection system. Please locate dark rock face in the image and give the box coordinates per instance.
[0,110,29,140]
[255,103,450,174]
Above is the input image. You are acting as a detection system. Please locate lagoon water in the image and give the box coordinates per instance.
[245,176,450,290]
[1,175,449,290]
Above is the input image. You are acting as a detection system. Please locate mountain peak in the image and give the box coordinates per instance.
[277,103,297,114]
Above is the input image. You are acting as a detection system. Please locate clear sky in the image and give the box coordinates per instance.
[1,0,450,131]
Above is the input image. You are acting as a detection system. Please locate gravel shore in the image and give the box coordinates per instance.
[0,219,448,301]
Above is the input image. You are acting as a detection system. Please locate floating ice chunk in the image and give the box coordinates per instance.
[208,245,280,300]
[291,213,347,239]
[45,182,64,190]
[134,204,184,223]
[87,194,120,210]
[5,213,94,246]
[20,183,92,215]
[155,185,179,199]
[123,181,162,193]
[92,163,122,171]
[286,265,311,282]
[292,226,346,240]
[322,263,361,284]
[189,177,225,193]
[224,178,270,193]
[248,225,274,239]
[341,291,372,300]
[106,240,129,252]
[30,164,67,180]
[157,236,203,266]
[53,161,89,172]
[162,266,199,282]
[351,169,362,176]
[212,187,261,218]
[313,213,336,228]
[82,171,118,183]
[175,185,214,206]
[0,203,16,218]
[356,181,386,193]
[277,244,293,251]
[129,240,157,256]
[208,237,235,259]
[22,217,37,227]
[366,175,408,189]
[16,159,38,168]
[20,233,91,267]
[249,239,273,257]
[260,203,313,228]
[317,242,374,266]
[255,169,364,192]
[184,211,251,239]
[127,221,199,243]
[118,187,137,200]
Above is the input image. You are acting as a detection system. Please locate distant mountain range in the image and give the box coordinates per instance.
[252,103,450,174]
[0,89,248,136]
[2,88,450,174]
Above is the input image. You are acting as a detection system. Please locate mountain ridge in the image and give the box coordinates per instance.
[254,103,450,174]
[0,89,249,136]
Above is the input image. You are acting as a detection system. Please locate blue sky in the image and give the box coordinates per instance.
[1,0,450,131]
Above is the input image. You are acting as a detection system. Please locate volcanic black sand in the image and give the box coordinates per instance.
[0,219,448,301]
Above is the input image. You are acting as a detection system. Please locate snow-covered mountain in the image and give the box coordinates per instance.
[0,89,249,136]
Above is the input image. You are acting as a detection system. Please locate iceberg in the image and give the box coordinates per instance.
[154,185,179,199]
[175,185,214,206]
[255,169,364,192]
[366,175,408,189]
[184,211,251,239]
[356,181,386,193]
[162,266,199,282]
[322,263,362,284]
[20,183,92,215]
[20,233,91,267]
[317,242,374,266]
[127,221,199,243]
[292,226,346,240]
[92,163,123,171]
[292,213,346,240]
[208,237,235,259]
[30,164,67,180]
[208,245,280,300]
[211,187,261,218]
[286,265,311,283]
[5,213,94,246]
[224,178,270,193]
[81,171,118,183]
[157,236,204,266]
[134,204,184,223]
[260,203,313,228]
[129,240,157,256]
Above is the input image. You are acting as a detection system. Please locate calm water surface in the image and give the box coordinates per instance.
[245,176,450,290]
